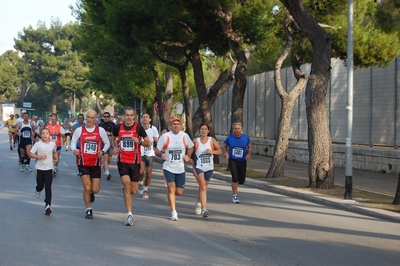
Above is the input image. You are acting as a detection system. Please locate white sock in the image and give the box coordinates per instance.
[139,181,144,186]
[127,212,132,217]
[105,171,109,175]
[143,186,148,191]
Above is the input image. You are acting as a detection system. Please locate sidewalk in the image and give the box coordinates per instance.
[213,154,400,223]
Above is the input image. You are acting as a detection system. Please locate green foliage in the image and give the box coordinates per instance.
[0,51,21,99]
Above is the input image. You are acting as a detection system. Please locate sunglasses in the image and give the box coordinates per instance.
[104,116,110,118]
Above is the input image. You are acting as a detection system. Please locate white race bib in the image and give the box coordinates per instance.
[84,141,98,154]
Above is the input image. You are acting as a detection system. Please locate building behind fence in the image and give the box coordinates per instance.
[191,57,400,174]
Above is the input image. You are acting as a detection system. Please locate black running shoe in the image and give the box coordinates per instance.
[85,209,93,219]
[45,205,52,215]
[107,174,111,181]
[90,192,95,203]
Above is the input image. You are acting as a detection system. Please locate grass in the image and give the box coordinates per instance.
[214,163,400,214]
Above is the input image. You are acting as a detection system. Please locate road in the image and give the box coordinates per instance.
[0,128,400,266]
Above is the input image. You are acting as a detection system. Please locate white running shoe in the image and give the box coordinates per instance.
[35,190,41,198]
[26,165,32,172]
[170,210,178,221]
[201,208,209,218]
[124,214,133,226]
[138,182,144,195]
[194,202,201,215]
[232,195,240,203]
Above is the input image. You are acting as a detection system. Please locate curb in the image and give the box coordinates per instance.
[212,170,400,223]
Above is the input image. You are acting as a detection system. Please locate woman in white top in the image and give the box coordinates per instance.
[192,123,222,218]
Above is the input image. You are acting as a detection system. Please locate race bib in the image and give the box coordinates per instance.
[121,137,134,151]
[84,141,98,154]
[23,131,31,138]
[198,154,212,166]
[232,147,244,158]
[168,149,182,163]
[51,134,57,142]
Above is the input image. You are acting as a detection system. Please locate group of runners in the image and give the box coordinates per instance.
[5,107,252,225]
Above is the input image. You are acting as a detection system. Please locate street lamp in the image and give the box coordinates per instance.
[344,0,354,199]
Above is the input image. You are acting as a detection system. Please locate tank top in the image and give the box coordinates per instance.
[47,124,63,147]
[194,137,214,172]
[117,123,141,164]
[77,126,102,166]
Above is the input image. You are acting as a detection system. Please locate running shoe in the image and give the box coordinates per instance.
[107,174,111,181]
[124,214,133,226]
[35,190,41,198]
[170,210,178,221]
[85,209,93,219]
[90,192,95,203]
[194,202,201,215]
[45,205,52,215]
[10,146,12,150]
[138,182,144,195]
[232,195,240,204]
[20,165,25,172]
[26,165,32,172]
[143,190,149,199]
[201,208,209,218]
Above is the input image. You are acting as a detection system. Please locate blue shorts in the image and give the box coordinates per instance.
[56,146,62,151]
[194,167,213,181]
[163,170,185,188]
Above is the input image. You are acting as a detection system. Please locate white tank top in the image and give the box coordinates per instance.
[195,137,214,172]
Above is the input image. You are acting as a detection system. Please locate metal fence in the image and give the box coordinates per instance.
[192,56,400,148]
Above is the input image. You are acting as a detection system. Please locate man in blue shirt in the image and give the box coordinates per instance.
[223,122,252,203]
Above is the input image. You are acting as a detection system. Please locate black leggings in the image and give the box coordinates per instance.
[36,169,54,205]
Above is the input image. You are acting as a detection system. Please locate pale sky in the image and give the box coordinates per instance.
[0,0,77,55]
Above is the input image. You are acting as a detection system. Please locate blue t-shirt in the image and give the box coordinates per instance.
[225,134,250,162]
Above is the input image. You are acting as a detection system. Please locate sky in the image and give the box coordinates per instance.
[0,0,77,55]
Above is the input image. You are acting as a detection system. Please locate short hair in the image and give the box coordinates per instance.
[232,122,242,128]
[103,112,110,117]
[123,107,135,115]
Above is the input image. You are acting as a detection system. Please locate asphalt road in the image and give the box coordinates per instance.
[1,128,400,266]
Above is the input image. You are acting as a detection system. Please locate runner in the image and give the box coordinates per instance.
[62,118,72,151]
[98,112,116,180]
[45,113,65,175]
[155,117,194,221]
[29,128,58,215]
[6,114,16,150]
[14,112,35,172]
[192,122,222,218]
[111,107,151,226]
[70,109,110,219]
[223,122,252,203]
[138,113,159,199]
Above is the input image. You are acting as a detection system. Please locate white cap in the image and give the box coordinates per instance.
[21,109,27,113]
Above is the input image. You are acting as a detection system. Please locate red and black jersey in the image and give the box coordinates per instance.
[114,122,147,164]
[77,126,102,166]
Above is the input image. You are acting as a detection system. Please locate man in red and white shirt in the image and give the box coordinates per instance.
[71,109,110,219]
[111,107,151,226]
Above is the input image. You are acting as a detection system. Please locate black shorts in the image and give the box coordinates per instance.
[78,165,101,179]
[117,162,141,182]
[228,158,247,185]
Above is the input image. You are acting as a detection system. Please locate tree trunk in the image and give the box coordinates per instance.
[51,86,62,114]
[280,0,335,188]
[267,16,307,178]
[152,68,165,130]
[95,97,104,115]
[393,172,400,205]
[178,64,194,139]
[163,72,173,123]
[216,7,247,126]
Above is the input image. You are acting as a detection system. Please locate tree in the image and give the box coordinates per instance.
[0,51,21,100]
[266,15,307,179]
[14,20,90,114]
[278,0,400,188]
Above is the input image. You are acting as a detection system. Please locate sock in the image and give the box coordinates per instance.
[143,186,148,191]
[105,171,109,175]
[86,208,92,211]
[139,181,144,186]
[127,212,132,217]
